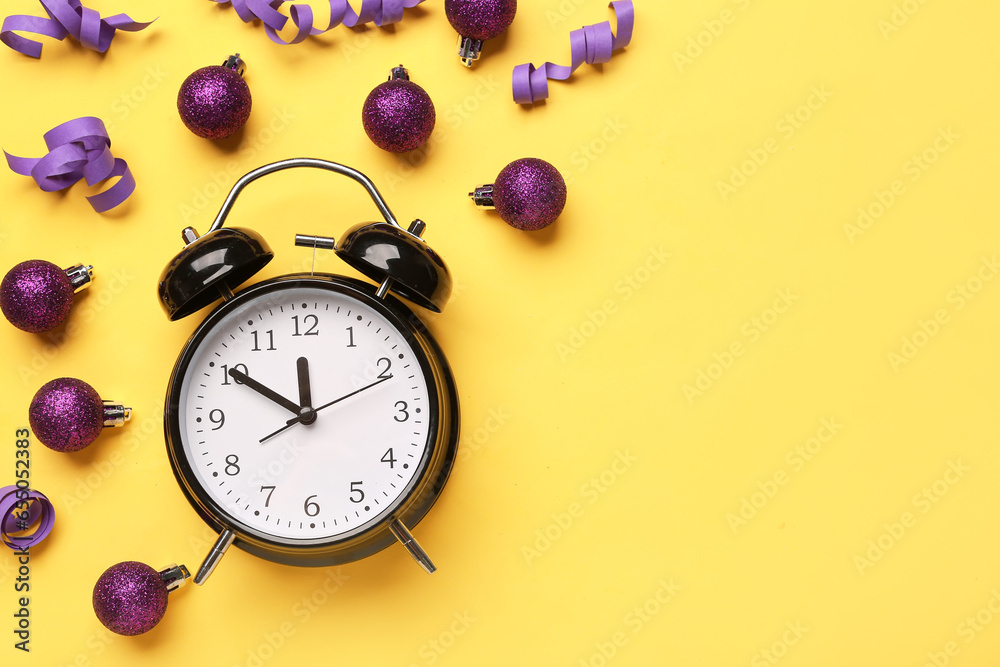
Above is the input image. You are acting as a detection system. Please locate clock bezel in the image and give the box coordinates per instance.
[164,273,460,567]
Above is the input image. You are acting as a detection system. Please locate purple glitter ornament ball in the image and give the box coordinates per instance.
[445,0,517,41]
[0,260,74,333]
[29,378,104,453]
[93,562,169,636]
[493,158,567,231]
[177,57,252,140]
[362,68,436,153]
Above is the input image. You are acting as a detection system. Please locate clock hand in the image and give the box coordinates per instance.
[228,368,300,414]
[312,374,391,414]
[296,357,312,410]
[259,374,393,443]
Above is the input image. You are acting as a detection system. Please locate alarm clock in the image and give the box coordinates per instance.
[157,158,460,584]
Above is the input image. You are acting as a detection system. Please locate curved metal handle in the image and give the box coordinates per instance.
[206,158,401,234]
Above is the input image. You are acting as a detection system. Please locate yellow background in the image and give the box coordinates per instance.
[2,0,999,664]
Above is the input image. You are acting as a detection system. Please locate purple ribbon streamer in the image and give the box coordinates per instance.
[4,117,136,213]
[512,1,634,105]
[1,485,55,550]
[1,0,153,58]
[211,0,425,45]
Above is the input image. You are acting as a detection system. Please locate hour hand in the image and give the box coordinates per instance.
[228,368,300,414]
[296,357,312,410]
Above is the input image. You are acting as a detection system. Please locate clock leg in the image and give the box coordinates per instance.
[388,519,436,574]
[194,528,236,585]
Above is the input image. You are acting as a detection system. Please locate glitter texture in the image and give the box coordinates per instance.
[29,378,104,452]
[177,66,252,140]
[93,562,168,636]
[362,78,436,153]
[493,158,567,231]
[445,0,517,41]
[0,260,74,333]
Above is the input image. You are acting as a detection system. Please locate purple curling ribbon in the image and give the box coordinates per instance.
[211,0,425,45]
[1,0,153,58]
[4,117,136,213]
[1,485,55,550]
[512,1,634,105]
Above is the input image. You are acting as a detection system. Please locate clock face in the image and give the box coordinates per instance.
[173,281,434,544]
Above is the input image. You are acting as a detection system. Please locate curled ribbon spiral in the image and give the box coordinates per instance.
[1,485,55,551]
[4,117,136,213]
[0,0,153,58]
[512,1,634,105]
[211,0,426,45]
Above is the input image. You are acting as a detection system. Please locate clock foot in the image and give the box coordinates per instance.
[194,528,236,585]
[389,518,436,574]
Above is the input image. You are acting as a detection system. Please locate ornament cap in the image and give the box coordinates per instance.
[102,402,132,428]
[470,184,495,209]
[390,65,410,81]
[457,36,484,67]
[65,264,94,292]
[159,564,191,592]
[222,53,246,77]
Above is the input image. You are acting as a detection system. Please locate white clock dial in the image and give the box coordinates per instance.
[176,285,432,542]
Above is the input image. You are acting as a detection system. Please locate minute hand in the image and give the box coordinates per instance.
[312,374,392,414]
[258,375,392,443]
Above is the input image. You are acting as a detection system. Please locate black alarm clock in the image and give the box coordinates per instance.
[157,158,460,583]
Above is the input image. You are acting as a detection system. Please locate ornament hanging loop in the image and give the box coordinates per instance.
[222,53,246,76]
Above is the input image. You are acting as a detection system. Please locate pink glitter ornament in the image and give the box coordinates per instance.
[93,562,190,636]
[29,378,131,452]
[0,260,92,333]
[470,158,567,231]
[362,66,436,153]
[177,54,252,140]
